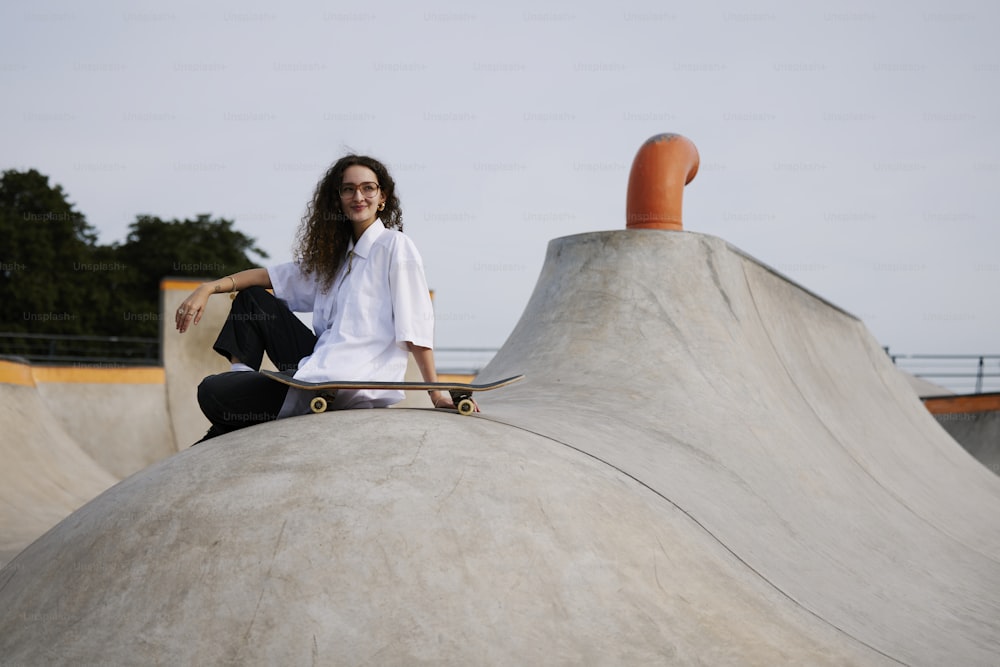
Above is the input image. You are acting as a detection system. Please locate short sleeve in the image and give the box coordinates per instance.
[388,238,435,349]
[267,262,318,313]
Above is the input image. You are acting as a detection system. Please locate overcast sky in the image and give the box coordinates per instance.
[3,0,998,368]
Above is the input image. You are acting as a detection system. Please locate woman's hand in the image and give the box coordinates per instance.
[406,344,479,412]
[174,269,271,334]
[175,284,213,333]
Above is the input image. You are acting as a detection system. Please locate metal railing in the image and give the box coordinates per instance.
[0,332,159,366]
[431,347,499,376]
[4,333,995,395]
[0,332,498,374]
[887,351,1000,395]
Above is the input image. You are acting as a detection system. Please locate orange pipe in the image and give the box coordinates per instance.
[626,133,699,231]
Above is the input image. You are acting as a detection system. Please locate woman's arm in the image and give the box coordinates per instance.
[175,267,272,333]
[406,343,479,411]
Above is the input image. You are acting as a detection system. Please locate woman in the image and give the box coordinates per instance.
[175,154,464,442]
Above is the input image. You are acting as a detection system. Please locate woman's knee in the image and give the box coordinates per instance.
[232,285,271,307]
[197,373,233,422]
[197,371,285,427]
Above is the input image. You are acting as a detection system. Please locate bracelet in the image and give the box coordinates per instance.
[229,276,237,292]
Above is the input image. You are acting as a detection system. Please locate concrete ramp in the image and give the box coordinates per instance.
[29,365,177,478]
[160,279,234,448]
[937,408,1000,476]
[0,230,998,664]
[0,361,119,567]
[0,411,890,665]
[925,393,1000,476]
[0,359,177,567]
[479,230,1000,664]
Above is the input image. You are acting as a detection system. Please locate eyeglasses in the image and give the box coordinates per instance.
[339,182,380,199]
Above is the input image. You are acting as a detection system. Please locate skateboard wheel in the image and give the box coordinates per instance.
[456,398,475,416]
[309,396,328,413]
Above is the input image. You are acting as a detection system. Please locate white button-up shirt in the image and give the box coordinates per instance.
[267,220,434,415]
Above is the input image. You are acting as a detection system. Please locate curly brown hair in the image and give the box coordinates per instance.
[294,154,403,290]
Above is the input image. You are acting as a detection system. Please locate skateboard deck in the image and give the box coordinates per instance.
[260,370,524,415]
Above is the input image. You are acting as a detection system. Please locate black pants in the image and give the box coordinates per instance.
[195,286,317,443]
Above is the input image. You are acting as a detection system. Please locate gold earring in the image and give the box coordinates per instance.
[378,202,385,211]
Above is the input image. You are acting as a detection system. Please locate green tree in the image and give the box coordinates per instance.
[0,168,105,336]
[1,168,269,355]
[111,214,269,337]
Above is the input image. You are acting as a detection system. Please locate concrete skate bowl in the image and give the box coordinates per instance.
[1,229,998,665]
[160,278,240,448]
[925,393,1000,477]
[0,279,228,567]
[0,360,120,567]
[0,276,425,571]
[0,358,180,567]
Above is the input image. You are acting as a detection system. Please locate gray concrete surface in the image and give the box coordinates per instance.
[33,373,176,478]
[936,409,1000,477]
[0,380,119,568]
[160,280,234,449]
[0,360,177,568]
[1,230,998,664]
[479,231,1000,665]
[0,410,893,666]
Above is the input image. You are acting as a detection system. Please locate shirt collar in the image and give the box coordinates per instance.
[346,219,386,259]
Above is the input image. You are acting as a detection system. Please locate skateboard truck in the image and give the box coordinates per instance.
[449,390,476,416]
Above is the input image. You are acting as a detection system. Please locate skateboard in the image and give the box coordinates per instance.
[260,370,524,416]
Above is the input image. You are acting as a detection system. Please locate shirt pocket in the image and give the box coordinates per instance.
[341,279,384,339]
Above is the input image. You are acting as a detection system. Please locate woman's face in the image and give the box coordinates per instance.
[339,165,386,228]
